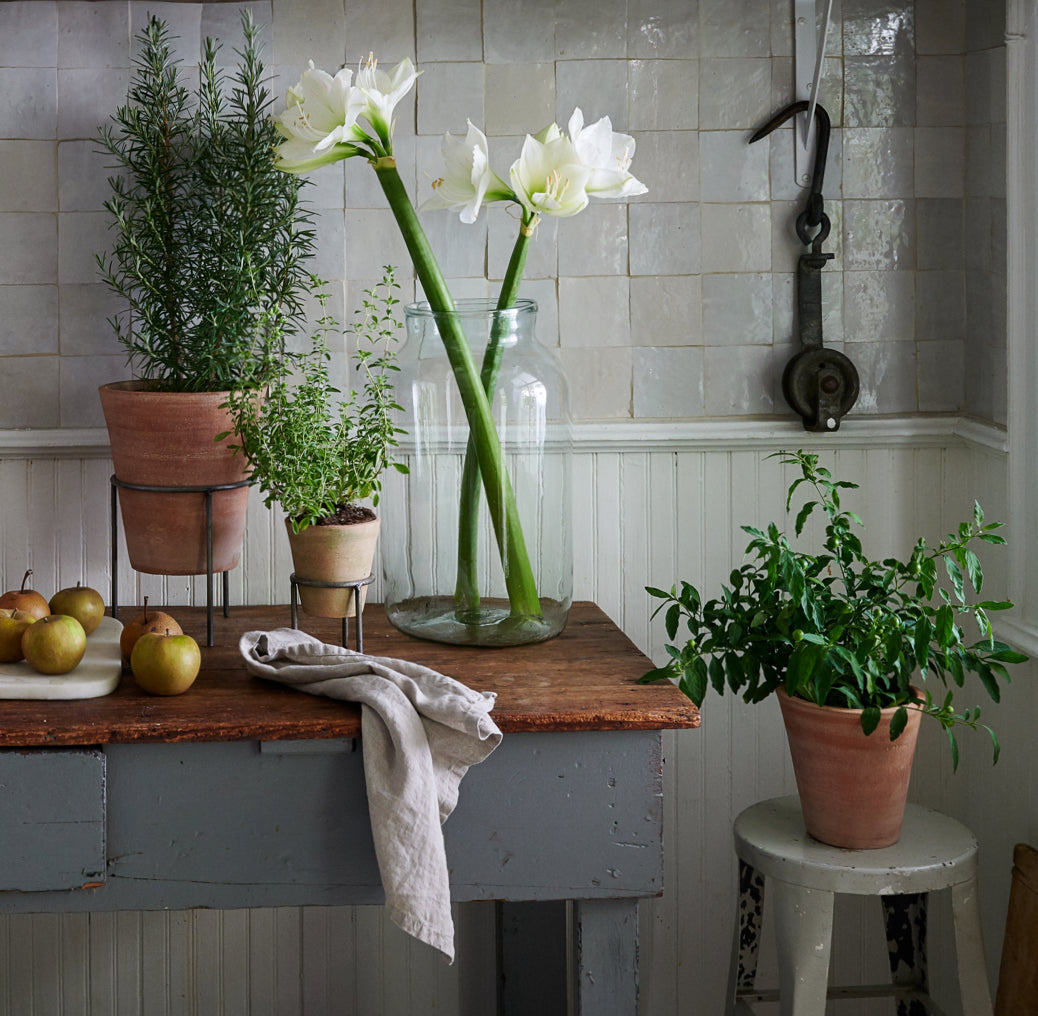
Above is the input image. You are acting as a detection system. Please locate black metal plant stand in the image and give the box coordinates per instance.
[110,476,251,647]
[289,574,374,653]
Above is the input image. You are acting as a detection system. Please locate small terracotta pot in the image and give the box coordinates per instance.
[285,516,380,619]
[778,687,923,849]
[100,381,251,576]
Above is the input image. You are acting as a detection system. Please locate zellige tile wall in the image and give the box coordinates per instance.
[0,0,1005,428]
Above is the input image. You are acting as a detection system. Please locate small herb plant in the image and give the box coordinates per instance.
[223,268,407,533]
[642,450,1027,768]
[96,12,316,392]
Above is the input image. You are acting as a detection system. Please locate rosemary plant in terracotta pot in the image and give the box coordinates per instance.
[222,270,406,618]
[642,450,1028,848]
[95,12,316,576]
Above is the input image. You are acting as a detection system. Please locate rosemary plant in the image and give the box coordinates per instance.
[222,269,407,533]
[96,12,316,392]
[642,451,1028,769]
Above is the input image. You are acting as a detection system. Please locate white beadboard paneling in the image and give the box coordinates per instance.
[0,430,1022,1015]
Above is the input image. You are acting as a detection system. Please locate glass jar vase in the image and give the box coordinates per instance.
[381,299,572,646]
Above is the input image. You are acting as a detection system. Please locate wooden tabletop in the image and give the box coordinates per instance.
[0,602,699,746]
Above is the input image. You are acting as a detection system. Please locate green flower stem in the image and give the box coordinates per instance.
[372,159,541,617]
[454,212,537,611]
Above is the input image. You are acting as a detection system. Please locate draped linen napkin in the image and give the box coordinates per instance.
[239,627,502,962]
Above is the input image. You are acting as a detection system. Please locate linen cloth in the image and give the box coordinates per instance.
[239,627,502,962]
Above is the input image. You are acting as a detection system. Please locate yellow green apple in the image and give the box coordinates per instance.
[0,608,37,663]
[21,614,87,675]
[0,569,50,620]
[130,630,201,695]
[49,582,105,635]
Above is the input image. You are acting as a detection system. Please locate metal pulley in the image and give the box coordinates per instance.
[782,252,859,432]
[750,100,859,432]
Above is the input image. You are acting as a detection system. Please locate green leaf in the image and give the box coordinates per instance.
[861,706,881,736]
[786,642,821,694]
[934,604,955,646]
[709,656,725,695]
[944,557,965,602]
[639,666,673,684]
[976,664,1001,703]
[989,726,1001,765]
[963,548,983,592]
[679,657,709,706]
[913,614,938,672]
[794,500,817,536]
[884,630,903,668]
[646,585,672,600]
[989,648,1028,664]
[725,653,745,693]
[665,603,681,641]
[889,705,909,741]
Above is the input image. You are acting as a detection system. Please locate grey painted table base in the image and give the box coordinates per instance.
[1,730,661,1015]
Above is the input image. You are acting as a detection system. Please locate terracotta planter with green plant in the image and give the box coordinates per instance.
[96,12,316,575]
[222,270,406,619]
[642,450,1028,848]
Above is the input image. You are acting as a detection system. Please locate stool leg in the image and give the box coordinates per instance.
[771,879,834,1016]
[950,878,993,1016]
[726,860,766,1015]
[882,893,930,1016]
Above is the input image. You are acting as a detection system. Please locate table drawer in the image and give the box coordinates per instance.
[0,748,105,891]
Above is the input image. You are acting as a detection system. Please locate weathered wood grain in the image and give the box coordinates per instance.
[0,602,700,746]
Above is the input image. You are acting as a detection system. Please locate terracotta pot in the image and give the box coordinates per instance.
[100,381,251,576]
[285,516,380,619]
[777,687,923,849]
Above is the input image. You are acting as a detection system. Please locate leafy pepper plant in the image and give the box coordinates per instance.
[642,451,1027,769]
[222,267,407,533]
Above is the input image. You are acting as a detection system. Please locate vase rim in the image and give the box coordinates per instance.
[405,297,538,319]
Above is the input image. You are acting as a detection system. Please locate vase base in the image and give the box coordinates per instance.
[386,596,569,647]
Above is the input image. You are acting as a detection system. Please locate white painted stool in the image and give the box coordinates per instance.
[726,796,993,1016]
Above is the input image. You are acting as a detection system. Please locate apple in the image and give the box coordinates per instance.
[0,608,36,663]
[130,630,201,695]
[49,582,105,635]
[21,614,87,675]
[119,597,183,664]
[0,569,50,620]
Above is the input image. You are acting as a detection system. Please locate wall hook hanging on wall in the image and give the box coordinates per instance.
[750,101,859,432]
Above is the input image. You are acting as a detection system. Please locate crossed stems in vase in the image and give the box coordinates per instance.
[373,159,543,621]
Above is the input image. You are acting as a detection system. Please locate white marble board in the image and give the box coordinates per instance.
[0,614,123,699]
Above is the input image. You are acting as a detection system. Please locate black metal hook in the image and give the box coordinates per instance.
[750,100,831,250]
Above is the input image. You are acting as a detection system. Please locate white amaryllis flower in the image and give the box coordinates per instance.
[421,121,513,223]
[275,62,368,153]
[509,125,591,219]
[274,137,362,173]
[356,55,419,143]
[567,107,648,199]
